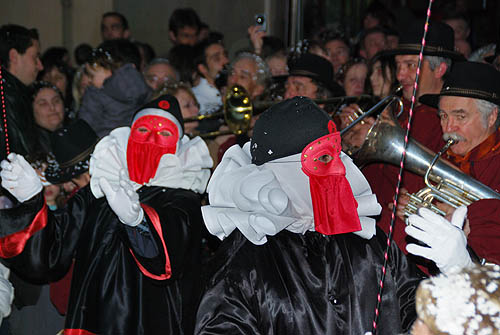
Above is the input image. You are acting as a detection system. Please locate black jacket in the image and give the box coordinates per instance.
[78,64,151,138]
[196,229,424,334]
[0,185,203,335]
[0,68,39,160]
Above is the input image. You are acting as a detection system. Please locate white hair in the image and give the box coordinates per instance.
[476,99,500,129]
[230,52,271,87]
[424,55,452,74]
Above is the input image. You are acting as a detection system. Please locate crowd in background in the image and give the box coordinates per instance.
[1,0,500,334]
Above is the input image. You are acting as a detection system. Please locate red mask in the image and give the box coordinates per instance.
[127,115,179,185]
[301,121,360,235]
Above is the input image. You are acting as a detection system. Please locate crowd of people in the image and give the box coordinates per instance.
[0,0,499,334]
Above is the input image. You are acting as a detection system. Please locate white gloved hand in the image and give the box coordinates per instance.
[0,153,42,202]
[406,206,472,274]
[99,169,144,227]
[0,276,13,322]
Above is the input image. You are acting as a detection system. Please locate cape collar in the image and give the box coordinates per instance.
[89,127,213,198]
[202,142,382,245]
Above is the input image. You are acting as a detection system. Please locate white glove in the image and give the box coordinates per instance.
[0,276,13,323]
[0,153,42,202]
[99,169,144,227]
[406,206,472,274]
[0,263,13,325]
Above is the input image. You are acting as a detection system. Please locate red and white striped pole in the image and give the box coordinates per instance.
[371,1,434,333]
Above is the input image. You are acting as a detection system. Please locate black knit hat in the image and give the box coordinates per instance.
[383,20,465,61]
[132,94,184,134]
[45,119,98,184]
[251,96,332,165]
[419,61,500,108]
[288,53,345,97]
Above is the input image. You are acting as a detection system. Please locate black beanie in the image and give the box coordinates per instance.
[251,96,332,165]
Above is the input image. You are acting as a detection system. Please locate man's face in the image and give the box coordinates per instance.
[9,39,43,86]
[204,43,228,81]
[362,32,387,60]
[325,39,349,73]
[171,26,198,46]
[144,63,177,91]
[101,16,129,41]
[284,76,318,100]
[227,58,263,99]
[396,54,441,101]
[443,18,469,41]
[439,96,497,156]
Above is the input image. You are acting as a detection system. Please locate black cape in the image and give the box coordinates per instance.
[0,185,203,335]
[196,229,424,334]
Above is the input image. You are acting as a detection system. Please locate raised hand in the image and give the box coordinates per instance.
[0,153,42,202]
[99,169,144,227]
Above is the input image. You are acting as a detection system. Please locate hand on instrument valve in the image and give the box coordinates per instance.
[99,169,144,227]
[0,153,42,203]
[405,206,473,274]
[338,104,375,152]
[387,187,410,221]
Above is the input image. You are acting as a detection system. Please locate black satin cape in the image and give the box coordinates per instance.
[0,185,203,335]
[195,229,424,335]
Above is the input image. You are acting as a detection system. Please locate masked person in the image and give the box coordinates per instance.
[0,94,212,334]
[195,97,423,334]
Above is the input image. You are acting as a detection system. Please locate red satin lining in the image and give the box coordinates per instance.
[129,204,172,280]
[0,202,48,258]
[64,329,96,335]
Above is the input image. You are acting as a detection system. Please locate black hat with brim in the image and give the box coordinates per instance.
[288,53,346,97]
[419,61,500,108]
[383,20,465,61]
[45,119,99,184]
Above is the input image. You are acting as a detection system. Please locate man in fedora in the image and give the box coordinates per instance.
[0,94,213,334]
[342,21,465,273]
[403,61,500,273]
[284,53,345,107]
[195,97,421,334]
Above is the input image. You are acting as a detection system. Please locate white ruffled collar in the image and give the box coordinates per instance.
[202,142,382,245]
[89,127,213,198]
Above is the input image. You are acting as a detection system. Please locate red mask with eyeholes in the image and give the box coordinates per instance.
[127,115,179,185]
[301,120,360,235]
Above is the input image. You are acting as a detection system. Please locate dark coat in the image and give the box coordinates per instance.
[78,64,151,138]
[0,185,203,335]
[0,68,39,160]
[196,229,424,335]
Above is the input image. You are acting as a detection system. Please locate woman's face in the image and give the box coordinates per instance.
[175,88,199,136]
[33,88,64,131]
[344,63,367,97]
[42,67,67,98]
[370,61,392,97]
[43,184,61,204]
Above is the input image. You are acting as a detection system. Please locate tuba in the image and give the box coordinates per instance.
[351,109,500,218]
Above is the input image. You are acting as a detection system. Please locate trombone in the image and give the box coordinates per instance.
[184,84,379,138]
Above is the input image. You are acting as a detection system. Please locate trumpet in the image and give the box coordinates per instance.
[351,108,500,219]
[184,84,380,138]
[184,85,252,138]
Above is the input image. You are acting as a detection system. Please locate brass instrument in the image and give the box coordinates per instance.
[351,109,500,219]
[184,85,253,138]
[184,84,378,138]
